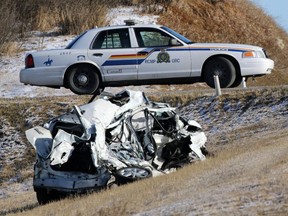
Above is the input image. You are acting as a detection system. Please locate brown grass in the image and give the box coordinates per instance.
[0,0,17,55]
[0,0,112,54]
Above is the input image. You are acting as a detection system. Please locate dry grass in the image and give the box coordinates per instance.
[0,0,112,54]
[0,0,17,55]
[0,192,37,215]
[149,85,288,108]
[26,0,110,35]
[0,42,23,56]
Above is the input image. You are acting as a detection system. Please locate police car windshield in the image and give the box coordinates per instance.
[161,26,193,44]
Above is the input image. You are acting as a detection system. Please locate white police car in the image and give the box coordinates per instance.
[20,20,274,95]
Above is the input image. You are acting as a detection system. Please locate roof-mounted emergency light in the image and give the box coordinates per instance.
[124,20,137,26]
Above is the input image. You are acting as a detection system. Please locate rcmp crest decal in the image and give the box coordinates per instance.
[157,49,170,63]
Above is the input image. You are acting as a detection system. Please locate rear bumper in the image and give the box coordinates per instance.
[20,67,66,87]
[33,164,111,193]
[33,172,110,193]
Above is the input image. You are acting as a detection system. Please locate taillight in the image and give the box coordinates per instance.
[25,54,34,68]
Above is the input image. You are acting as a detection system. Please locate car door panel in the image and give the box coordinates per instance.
[87,28,138,82]
[137,47,192,80]
[89,50,138,81]
[133,27,192,80]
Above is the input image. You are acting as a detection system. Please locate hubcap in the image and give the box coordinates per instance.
[214,69,222,76]
[120,167,149,178]
[77,74,88,86]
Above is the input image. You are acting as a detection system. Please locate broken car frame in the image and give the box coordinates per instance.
[26,90,208,204]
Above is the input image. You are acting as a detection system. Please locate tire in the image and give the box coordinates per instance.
[35,188,60,205]
[203,57,236,88]
[230,75,243,88]
[35,188,49,205]
[114,166,152,185]
[66,65,100,95]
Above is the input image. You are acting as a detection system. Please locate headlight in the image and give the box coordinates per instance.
[242,51,266,58]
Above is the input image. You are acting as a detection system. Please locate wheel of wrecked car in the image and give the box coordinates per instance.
[66,65,100,95]
[203,57,236,88]
[115,166,152,185]
[35,188,60,205]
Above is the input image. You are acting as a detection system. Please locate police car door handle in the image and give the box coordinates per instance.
[93,53,103,57]
[137,51,149,55]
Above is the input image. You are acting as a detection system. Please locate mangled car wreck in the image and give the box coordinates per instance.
[26,90,208,204]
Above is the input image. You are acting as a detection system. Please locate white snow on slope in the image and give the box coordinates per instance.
[0,35,73,98]
[0,7,159,98]
[107,7,159,25]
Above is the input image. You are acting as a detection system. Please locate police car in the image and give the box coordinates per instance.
[20,20,274,95]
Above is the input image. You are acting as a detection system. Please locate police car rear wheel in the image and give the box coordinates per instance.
[67,65,99,95]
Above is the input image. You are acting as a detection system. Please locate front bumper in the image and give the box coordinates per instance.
[239,58,274,77]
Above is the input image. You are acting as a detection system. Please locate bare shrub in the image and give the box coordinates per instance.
[32,0,110,34]
[133,0,172,13]
[0,1,17,55]
[55,0,108,34]
[0,0,112,53]
[35,3,59,32]
[14,0,45,35]
[0,42,21,56]
[206,0,225,4]
[0,0,50,54]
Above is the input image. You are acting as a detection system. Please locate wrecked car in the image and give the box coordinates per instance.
[26,90,208,204]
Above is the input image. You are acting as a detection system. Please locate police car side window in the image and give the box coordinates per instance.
[134,28,172,47]
[92,29,131,49]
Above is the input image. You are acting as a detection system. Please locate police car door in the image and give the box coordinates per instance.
[133,27,191,80]
[88,28,137,82]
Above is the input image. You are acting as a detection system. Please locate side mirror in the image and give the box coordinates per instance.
[170,39,180,46]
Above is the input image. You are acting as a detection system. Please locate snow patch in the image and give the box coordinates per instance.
[107,7,159,26]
